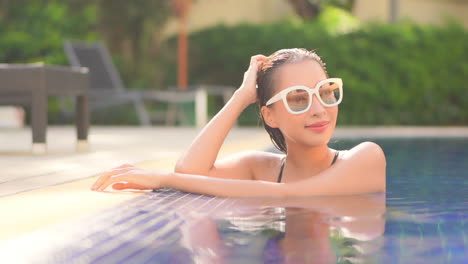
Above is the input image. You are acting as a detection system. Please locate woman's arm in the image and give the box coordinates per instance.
[166,142,385,197]
[174,55,267,180]
[93,142,386,197]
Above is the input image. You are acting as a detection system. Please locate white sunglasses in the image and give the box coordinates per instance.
[265,78,343,114]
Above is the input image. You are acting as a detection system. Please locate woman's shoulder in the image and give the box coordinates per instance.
[230,150,285,181]
[233,150,285,164]
[343,141,385,157]
[340,141,386,167]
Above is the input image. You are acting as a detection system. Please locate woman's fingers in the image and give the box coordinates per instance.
[250,54,267,63]
[91,164,134,190]
[112,182,147,190]
[237,54,268,104]
[245,55,266,78]
[249,55,266,70]
[97,169,159,191]
[97,172,131,191]
[251,55,267,68]
[91,164,160,192]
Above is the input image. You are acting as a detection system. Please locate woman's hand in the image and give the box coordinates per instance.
[91,164,166,191]
[235,55,268,106]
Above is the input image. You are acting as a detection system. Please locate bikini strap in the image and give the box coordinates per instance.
[277,157,286,183]
[331,151,340,166]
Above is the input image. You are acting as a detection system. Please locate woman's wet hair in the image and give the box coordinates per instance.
[256,48,328,154]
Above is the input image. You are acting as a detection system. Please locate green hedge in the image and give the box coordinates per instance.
[161,19,468,126]
[0,1,97,65]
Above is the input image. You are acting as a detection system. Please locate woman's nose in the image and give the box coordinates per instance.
[308,95,326,116]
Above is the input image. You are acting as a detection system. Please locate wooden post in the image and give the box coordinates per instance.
[173,0,191,91]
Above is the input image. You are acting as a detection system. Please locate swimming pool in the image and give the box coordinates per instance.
[1,137,467,263]
[329,137,468,263]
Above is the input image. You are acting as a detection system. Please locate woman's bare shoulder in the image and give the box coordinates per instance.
[208,150,284,181]
[216,150,284,170]
[339,141,386,191]
[342,141,386,164]
[229,150,284,165]
[224,150,285,181]
[286,142,386,196]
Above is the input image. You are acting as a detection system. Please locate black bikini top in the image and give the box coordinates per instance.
[277,151,340,183]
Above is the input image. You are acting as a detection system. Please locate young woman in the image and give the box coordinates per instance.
[92,48,386,197]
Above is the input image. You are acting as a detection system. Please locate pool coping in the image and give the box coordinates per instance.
[333,126,468,138]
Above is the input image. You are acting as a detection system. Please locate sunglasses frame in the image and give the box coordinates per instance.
[265,78,343,114]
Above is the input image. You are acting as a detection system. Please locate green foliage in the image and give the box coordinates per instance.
[96,0,174,89]
[317,5,360,34]
[160,18,468,126]
[0,0,98,65]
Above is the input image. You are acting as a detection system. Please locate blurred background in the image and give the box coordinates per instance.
[1,0,467,126]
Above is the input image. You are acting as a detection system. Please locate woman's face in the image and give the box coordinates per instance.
[262,60,338,149]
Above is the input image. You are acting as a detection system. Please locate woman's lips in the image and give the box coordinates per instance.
[305,121,329,132]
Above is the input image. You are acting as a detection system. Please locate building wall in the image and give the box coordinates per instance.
[399,0,468,27]
[163,0,468,37]
[163,0,294,37]
[353,0,389,22]
[354,0,468,27]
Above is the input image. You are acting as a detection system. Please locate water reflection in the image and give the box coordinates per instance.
[179,194,386,263]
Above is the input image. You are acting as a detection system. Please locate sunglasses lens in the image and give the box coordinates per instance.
[286,88,310,112]
[319,81,341,106]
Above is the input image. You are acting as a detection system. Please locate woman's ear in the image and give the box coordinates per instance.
[261,106,279,128]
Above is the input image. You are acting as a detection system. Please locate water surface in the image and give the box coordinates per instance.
[1,138,467,264]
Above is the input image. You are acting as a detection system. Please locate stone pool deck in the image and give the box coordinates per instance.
[1,126,467,241]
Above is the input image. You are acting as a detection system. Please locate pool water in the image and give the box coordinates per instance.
[212,137,467,263]
[330,137,468,263]
[1,137,467,263]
